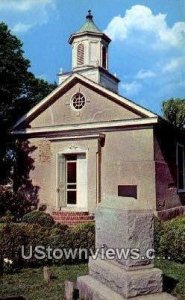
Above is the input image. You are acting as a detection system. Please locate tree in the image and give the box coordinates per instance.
[0,22,56,177]
[162,98,185,129]
[0,22,56,216]
[0,22,56,127]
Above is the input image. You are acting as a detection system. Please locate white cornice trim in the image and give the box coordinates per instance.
[48,133,105,141]
[12,117,158,135]
[12,73,157,130]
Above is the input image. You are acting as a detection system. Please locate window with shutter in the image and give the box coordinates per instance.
[102,46,107,69]
[77,43,84,65]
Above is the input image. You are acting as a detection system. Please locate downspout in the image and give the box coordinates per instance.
[96,134,105,204]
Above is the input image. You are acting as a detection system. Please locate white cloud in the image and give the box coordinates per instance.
[120,69,156,98]
[162,57,185,73]
[121,81,142,96]
[136,69,156,80]
[105,5,185,49]
[12,22,33,33]
[0,0,56,34]
[0,0,54,11]
[104,5,185,107]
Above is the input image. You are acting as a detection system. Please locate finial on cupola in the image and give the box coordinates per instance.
[86,10,93,21]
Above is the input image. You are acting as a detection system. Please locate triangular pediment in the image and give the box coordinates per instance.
[13,73,157,132]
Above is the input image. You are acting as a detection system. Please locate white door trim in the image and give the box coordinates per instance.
[56,147,88,210]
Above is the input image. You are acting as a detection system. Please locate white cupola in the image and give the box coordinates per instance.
[68,10,110,71]
[59,10,120,93]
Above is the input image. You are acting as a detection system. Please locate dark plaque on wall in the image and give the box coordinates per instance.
[118,185,137,199]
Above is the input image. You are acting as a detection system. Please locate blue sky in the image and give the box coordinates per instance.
[0,0,185,114]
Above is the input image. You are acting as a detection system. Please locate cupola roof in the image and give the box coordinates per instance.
[68,10,111,44]
[77,10,101,33]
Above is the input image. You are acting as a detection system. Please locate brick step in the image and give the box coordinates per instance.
[54,215,94,220]
[52,211,95,226]
[52,211,89,216]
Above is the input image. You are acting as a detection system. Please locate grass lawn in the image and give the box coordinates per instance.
[0,260,184,299]
[155,259,185,300]
[0,264,88,300]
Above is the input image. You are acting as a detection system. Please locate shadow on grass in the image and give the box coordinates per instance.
[163,274,179,293]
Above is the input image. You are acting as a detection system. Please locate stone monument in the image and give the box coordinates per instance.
[77,197,176,299]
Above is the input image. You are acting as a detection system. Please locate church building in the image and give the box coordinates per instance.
[12,11,185,225]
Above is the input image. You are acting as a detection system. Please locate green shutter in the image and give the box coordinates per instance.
[58,154,66,208]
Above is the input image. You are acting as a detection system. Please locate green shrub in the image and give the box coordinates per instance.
[159,216,185,263]
[67,222,95,250]
[154,216,163,254]
[48,222,95,264]
[0,210,15,223]
[22,211,55,228]
[64,222,95,262]
[175,281,185,298]
[0,223,52,270]
[0,223,28,270]
[0,221,95,270]
[50,222,69,236]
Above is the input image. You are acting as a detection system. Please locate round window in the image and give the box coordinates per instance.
[71,93,86,110]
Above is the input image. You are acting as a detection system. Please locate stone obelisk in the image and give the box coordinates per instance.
[77,197,176,299]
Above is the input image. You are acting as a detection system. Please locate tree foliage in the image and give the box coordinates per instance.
[0,22,56,215]
[162,98,185,129]
[0,22,56,127]
[0,22,56,172]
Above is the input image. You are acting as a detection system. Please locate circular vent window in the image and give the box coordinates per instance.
[71,93,86,110]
